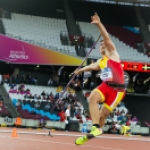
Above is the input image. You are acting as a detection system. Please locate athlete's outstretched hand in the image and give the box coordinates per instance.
[91,12,100,25]
[74,68,82,75]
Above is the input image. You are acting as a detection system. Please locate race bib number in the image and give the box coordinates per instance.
[100,67,113,81]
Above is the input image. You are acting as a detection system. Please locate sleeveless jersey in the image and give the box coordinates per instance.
[98,56,124,84]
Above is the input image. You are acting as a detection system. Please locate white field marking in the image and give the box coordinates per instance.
[0,134,123,150]
[18,137,123,150]
[0,130,149,142]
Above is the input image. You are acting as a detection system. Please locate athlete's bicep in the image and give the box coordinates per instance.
[90,61,100,71]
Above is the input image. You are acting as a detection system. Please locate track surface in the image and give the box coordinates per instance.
[0,128,149,150]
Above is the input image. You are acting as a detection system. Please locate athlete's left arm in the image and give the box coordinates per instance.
[91,12,116,52]
[97,22,116,52]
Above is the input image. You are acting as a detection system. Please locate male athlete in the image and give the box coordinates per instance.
[74,13,125,145]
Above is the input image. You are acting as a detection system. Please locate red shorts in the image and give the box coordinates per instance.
[94,82,125,112]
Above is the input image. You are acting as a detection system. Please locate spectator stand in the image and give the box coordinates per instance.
[4,83,84,130]
[3,83,150,135]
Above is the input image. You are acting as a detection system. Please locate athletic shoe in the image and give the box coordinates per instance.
[124,133,132,136]
[90,126,102,136]
[75,126,102,145]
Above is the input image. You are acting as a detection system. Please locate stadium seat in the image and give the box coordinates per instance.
[2,13,76,56]
[77,21,149,62]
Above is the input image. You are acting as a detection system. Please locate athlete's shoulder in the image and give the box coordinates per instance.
[98,56,109,64]
[99,56,109,60]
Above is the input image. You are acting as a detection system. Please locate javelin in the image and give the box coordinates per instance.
[50,34,101,112]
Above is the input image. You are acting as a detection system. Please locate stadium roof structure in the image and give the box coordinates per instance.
[79,0,150,7]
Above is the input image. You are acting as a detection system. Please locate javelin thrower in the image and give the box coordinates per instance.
[74,12,125,145]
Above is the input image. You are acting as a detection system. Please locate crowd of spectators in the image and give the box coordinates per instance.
[3,70,150,95]
[0,95,10,118]
[4,71,146,134]
[9,83,31,95]
[22,73,38,85]
[103,102,141,135]
[9,81,85,124]
[133,76,150,94]
[124,72,150,94]
[13,83,141,135]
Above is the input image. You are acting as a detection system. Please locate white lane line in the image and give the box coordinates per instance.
[0,135,123,150]
[0,130,149,142]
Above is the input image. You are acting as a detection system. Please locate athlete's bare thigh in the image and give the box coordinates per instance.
[89,90,104,103]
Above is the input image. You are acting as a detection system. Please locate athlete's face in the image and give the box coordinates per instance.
[99,41,106,56]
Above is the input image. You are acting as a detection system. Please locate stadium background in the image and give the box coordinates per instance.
[0,0,149,133]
